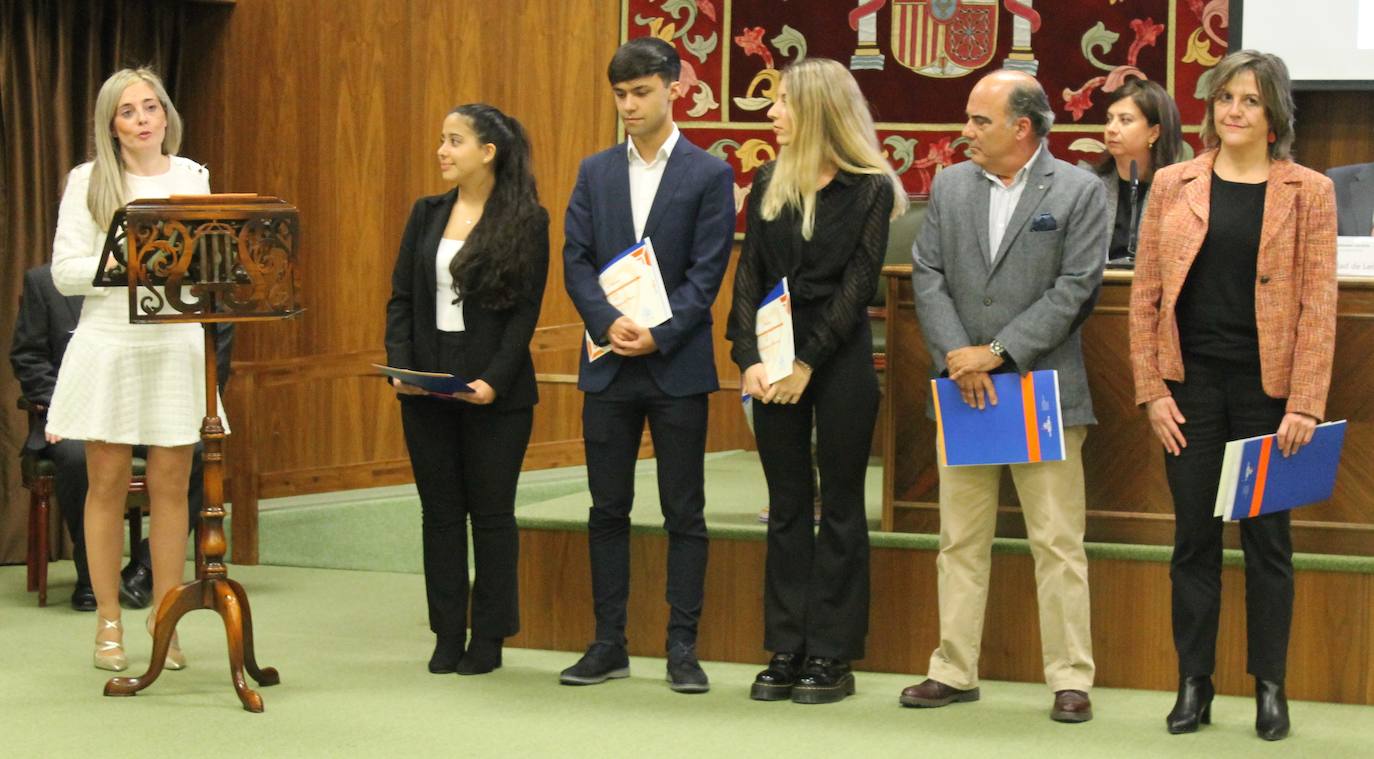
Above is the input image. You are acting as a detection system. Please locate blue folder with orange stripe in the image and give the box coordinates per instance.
[931,370,1065,467]
[1213,421,1346,522]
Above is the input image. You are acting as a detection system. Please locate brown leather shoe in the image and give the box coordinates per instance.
[899,678,980,707]
[1051,689,1093,723]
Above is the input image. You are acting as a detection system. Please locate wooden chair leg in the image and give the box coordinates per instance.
[26,490,39,593]
[36,489,50,607]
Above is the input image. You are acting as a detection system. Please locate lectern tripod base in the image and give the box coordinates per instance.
[105,575,280,712]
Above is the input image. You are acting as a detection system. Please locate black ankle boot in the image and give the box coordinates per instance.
[455,637,503,676]
[1255,678,1290,741]
[1166,675,1214,734]
[428,633,464,674]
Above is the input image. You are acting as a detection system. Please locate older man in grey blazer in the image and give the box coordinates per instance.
[901,71,1108,723]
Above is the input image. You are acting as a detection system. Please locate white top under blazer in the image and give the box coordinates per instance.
[47,157,228,446]
[434,238,466,332]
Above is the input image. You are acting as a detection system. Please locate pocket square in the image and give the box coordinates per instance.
[1030,212,1058,232]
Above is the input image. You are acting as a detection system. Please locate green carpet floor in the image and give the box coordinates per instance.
[6,561,1370,757]
[9,450,1372,754]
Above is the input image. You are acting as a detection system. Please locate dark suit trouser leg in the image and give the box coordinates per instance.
[1165,363,1292,681]
[50,440,91,586]
[755,335,877,660]
[584,360,709,649]
[583,383,646,648]
[645,391,709,649]
[459,405,530,638]
[401,397,527,638]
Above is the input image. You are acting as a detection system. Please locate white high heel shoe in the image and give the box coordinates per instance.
[147,613,186,670]
[93,617,127,672]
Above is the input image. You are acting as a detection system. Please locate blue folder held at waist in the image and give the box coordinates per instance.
[372,364,474,395]
[1214,420,1346,521]
[931,370,1065,467]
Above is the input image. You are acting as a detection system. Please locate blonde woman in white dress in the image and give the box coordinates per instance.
[48,68,222,672]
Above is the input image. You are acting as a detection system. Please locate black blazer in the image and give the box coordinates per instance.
[9,264,234,451]
[10,265,80,450]
[384,188,549,411]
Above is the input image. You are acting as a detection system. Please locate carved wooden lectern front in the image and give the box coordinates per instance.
[93,194,302,712]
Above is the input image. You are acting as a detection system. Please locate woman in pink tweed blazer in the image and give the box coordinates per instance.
[1129,51,1337,742]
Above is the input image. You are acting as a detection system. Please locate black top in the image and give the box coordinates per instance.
[1175,173,1267,372]
[1109,176,1149,260]
[726,162,893,370]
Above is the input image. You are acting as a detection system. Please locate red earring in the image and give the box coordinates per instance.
[1267,130,1277,144]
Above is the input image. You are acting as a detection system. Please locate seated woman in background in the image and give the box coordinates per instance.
[384,104,549,677]
[1097,77,1183,263]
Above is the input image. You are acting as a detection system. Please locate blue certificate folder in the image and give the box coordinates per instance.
[372,364,473,395]
[931,370,1065,467]
[1214,421,1346,522]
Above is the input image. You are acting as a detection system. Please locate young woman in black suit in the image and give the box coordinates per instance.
[385,103,548,676]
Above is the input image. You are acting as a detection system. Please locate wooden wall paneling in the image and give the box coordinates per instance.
[1293,91,1374,174]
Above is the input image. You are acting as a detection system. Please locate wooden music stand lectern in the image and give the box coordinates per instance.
[93,194,302,712]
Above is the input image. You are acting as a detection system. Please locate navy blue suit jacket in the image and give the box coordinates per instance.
[562,136,736,395]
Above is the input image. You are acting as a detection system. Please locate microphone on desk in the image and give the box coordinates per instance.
[1107,159,1140,271]
[1127,159,1140,257]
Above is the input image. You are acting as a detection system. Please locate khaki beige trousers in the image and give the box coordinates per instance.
[926,425,1095,693]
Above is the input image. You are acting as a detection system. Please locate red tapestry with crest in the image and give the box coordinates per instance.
[621,0,1231,230]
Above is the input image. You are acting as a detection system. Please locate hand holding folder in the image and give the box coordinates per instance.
[1213,421,1346,521]
[932,370,1066,467]
[586,238,672,362]
[373,364,474,396]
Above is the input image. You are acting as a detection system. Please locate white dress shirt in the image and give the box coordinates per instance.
[434,238,466,332]
[982,143,1044,261]
[628,124,681,241]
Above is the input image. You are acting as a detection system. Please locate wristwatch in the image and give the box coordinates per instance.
[988,339,1008,360]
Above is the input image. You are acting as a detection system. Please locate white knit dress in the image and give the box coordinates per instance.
[47,157,229,446]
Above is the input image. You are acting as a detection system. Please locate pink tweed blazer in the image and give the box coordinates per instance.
[1129,151,1338,419]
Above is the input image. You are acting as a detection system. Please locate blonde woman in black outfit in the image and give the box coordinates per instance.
[727,58,907,705]
[385,104,548,677]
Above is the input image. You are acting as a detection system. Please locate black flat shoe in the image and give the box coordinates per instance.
[118,562,153,609]
[455,637,503,676]
[1166,675,1214,734]
[1255,677,1290,741]
[70,583,97,612]
[791,657,854,705]
[559,642,630,685]
[428,633,464,674]
[666,642,709,693]
[750,652,802,701]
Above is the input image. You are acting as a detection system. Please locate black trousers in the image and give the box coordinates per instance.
[51,440,205,586]
[583,358,708,650]
[1164,359,1293,682]
[400,395,532,639]
[753,323,878,661]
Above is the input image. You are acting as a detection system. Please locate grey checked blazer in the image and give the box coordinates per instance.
[911,145,1108,427]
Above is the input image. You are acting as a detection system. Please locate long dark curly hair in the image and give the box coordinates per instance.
[448,103,545,310]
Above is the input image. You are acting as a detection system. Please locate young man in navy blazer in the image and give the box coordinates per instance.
[559,37,736,692]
